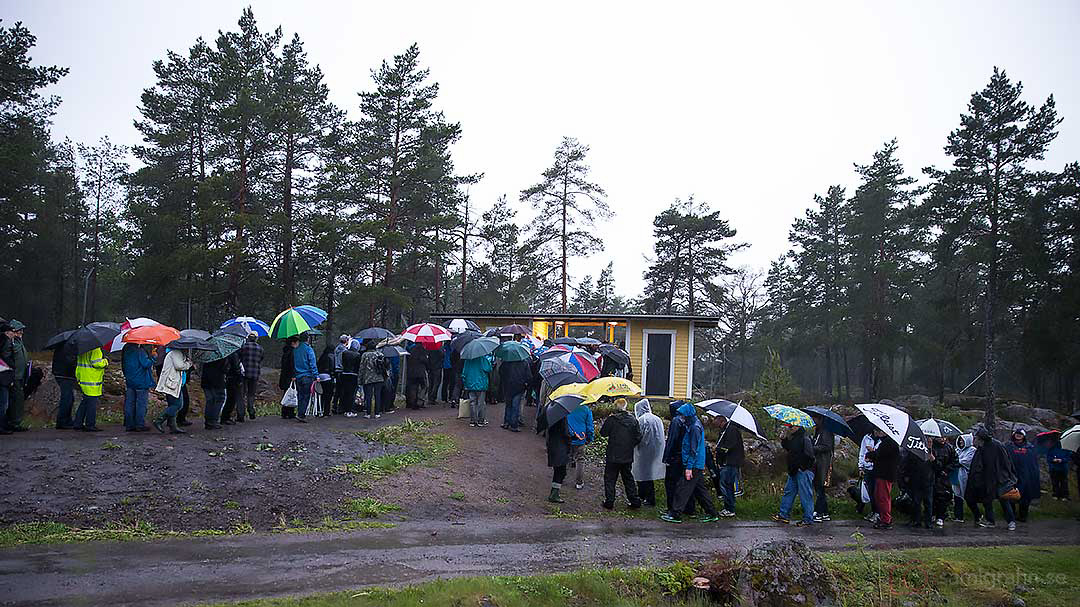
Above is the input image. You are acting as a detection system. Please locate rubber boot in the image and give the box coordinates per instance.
[152,414,167,434]
[548,487,565,504]
[167,415,186,434]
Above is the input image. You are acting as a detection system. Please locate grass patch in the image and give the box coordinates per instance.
[102,439,122,450]
[198,545,1079,607]
[343,498,401,518]
[448,491,465,501]
[334,419,456,487]
[275,516,395,533]
[0,520,253,547]
[223,500,241,510]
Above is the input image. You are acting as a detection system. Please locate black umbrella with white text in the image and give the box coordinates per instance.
[855,403,930,460]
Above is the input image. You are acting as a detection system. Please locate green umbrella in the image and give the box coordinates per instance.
[495,341,531,362]
[192,331,246,363]
[268,306,327,339]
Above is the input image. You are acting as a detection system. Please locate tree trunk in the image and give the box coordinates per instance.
[226,124,249,314]
[282,136,295,309]
[984,153,1002,431]
[560,173,569,314]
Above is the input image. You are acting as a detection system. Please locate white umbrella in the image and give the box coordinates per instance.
[856,403,930,460]
[695,399,765,439]
[917,418,964,438]
[1061,424,1080,453]
[447,318,478,334]
[108,317,161,352]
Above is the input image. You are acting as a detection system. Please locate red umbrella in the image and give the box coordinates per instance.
[401,323,452,350]
[122,324,181,346]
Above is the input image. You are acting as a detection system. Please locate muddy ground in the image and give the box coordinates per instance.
[3,352,609,530]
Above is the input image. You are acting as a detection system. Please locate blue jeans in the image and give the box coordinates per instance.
[718,465,739,512]
[164,393,183,417]
[74,394,99,429]
[56,377,75,427]
[362,383,380,416]
[124,387,149,429]
[504,392,523,428]
[779,469,815,523]
[203,387,226,424]
[295,376,315,418]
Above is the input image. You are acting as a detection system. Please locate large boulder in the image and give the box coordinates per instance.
[892,395,937,416]
[1000,403,1034,423]
[1029,407,1063,427]
[696,540,838,606]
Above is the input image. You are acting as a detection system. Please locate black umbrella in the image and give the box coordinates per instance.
[540,359,585,389]
[450,330,481,353]
[598,345,630,366]
[47,322,122,355]
[500,324,530,336]
[577,337,601,346]
[165,336,216,351]
[803,406,854,439]
[544,394,588,429]
[44,330,77,350]
[554,337,579,345]
[483,328,500,337]
[355,327,395,340]
[847,414,876,443]
[214,324,250,339]
[379,345,409,357]
[180,329,211,340]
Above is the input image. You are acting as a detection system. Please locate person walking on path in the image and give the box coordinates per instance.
[713,414,744,517]
[632,399,666,507]
[462,353,493,428]
[953,434,976,522]
[970,427,1018,530]
[662,400,693,516]
[661,402,719,523]
[930,436,959,527]
[1006,428,1040,522]
[152,348,193,434]
[773,424,816,526]
[358,340,387,419]
[866,429,899,530]
[811,421,835,523]
[424,342,443,408]
[600,398,643,510]
[1,320,29,431]
[220,351,245,424]
[499,358,530,432]
[121,343,156,431]
[1047,438,1071,500]
[73,345,107,432]
[338,340,361,417]
[238,333,262,421]
[540,413,572,504]
[51,338,78,430]
[566,402,594,489]
[292,333,318,422]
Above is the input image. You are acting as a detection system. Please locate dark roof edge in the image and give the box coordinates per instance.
[430,312,719,326]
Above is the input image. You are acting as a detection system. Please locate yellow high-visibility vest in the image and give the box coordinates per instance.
[76,348,108,396]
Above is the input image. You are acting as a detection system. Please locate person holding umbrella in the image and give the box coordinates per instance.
[771,422,816,526]
[970,427,1018,530]
[292,333,318,422]
[810,418,835,523]
[358,339,387,419]
[405,342,428,410]
[566,396,594,489]
[73,343,108,432]
[1045,435,1071,500]
[713,414,744,517]
[121,343,157,431]
[153,347,195,434]
[51,337,79,430]
[462,351,493,427]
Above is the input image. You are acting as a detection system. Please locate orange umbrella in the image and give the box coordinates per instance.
[122,324,181,346]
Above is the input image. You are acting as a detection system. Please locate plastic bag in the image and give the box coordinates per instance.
[456,398,470,419]
[281,381,298,408]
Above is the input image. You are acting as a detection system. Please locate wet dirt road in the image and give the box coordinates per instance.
[3,518,1079,607]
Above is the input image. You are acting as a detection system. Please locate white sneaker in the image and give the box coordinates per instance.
[935,518,944,527]
[575,483,584,490]
[1007,521,1016,531]
[364,414,371,419]
[375,414,381,419]
[345,412,357,418]
[719,509,736,518]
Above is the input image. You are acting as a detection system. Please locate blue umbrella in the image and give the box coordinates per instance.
[803,406,854,438]
[221,316,270,337]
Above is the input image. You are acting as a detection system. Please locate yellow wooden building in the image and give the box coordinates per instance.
[430,312,718,400]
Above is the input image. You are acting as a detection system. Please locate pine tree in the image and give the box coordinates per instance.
[933,68,1061,428]
[521,137,610,313]
[76,137,128,320]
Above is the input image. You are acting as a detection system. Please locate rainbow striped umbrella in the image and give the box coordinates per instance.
[269,306,327,339]
[764,404,816,428]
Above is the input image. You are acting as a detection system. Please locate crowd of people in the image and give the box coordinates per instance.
[3,315,1079,534]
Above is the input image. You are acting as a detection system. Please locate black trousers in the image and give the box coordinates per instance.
[336,375,358,413]
[637,480,656,506]
[552,465,567,486]
[405,378,425,409]
[222,380,242,421]
[177,385,190,424]
[670,468,717,518]
[1050,470,1069,499]
[665,464,696,515]
[932,486,952,520]
[603,462,640,506]
[440,368,454,402]
[320,378,336,416]
[426,369,441,405]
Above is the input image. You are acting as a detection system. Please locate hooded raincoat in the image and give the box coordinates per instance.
[632,399,666,482]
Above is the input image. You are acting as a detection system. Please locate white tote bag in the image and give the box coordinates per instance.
[281,380,298,408]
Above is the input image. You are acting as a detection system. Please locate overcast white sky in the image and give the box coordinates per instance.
[6,0,1080,298]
